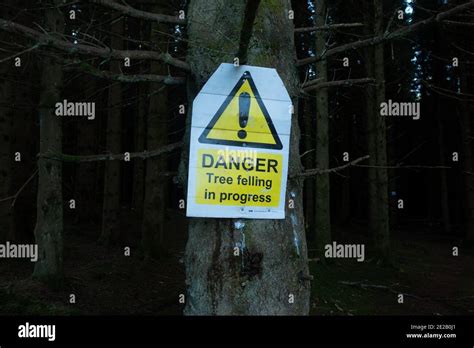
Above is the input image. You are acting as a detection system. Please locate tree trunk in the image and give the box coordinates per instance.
[0,4,14,241]
[132,83,146,214]
[302,98,314,244]
[459,99,474,241]
[437,110,451,234]
[100,16,123,245]
[340,111,354,225]
[314,0,331,260]
[372,0,390,262]
[363,2,379,256]
[431,19,452,236]
[74,75,98,223]
[142,4,168,260]
[32,0,64,283]
[183,0,310,315]
[132,16,148,215]
[457,21,474,242]
[387,125,398,230]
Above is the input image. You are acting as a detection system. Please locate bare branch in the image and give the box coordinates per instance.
[302,77,374,93]
[0,43,41,64]
[355,164,451,169]
[301,77,322,89]
[452,42,474,56]
[422,80,474,101]
[0,169,38,208]
[38,142,182,163]
[296,155,370,178]
[296,1,474,66]
[66,61,185,84]
[236,0,261,65]
[91,0,185,25]
[0,18,190,71]
[442,19,474,27]
[338,281,424,300]
[295,23,364,33]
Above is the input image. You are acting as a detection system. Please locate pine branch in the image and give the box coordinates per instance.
[66,61,185,84]
[296,0,474,66]
[295,155,452,179]
[302,77,374,93]
[0,18,190,71]
[422,80,474,101]
[452,42,474,56]
[442,19,474,27]
[295,23,364,33]
[38,142,182,162]
[296,155,370,178]
[301,77,323,89]
[338,281,423,300]
[355,164,451,169]
[0,169,38,207]
[91,0,185,25]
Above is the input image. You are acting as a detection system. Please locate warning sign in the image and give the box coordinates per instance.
[186,63,292,219]
[199,71,282,150]
[195,149,282,206]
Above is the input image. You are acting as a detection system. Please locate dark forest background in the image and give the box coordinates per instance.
[0,0,473,315]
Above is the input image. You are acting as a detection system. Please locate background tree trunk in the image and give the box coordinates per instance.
[132,11,148,215]
[183,0,310,315]
[363,2,379,258]
[302,97,315,245]
[371,0,390,262]
[132,79,146,214]
[433,22,451,235]
[74,75,99,223]
[100,16,123,245]
[314,0,331,260]
[458,32,474,243]
[142,2,169,260]
[32,0,64,283]
[437,109,451,234]
[0,3,14,241]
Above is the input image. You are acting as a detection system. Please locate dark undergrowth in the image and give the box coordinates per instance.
[0,219,472,315]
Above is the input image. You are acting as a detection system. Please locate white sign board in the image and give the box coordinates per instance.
[186,63,292,219]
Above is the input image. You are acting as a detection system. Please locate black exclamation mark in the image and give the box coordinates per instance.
[238,92,250,139]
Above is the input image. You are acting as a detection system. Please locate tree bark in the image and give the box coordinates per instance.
[132,15,148,215]
[314,0,331,260]
[132,84,146,213]
[142,3,169,259]
[302,99,314,243]
[372,0,390,262]
[437,109,451,234]
[183,0,310,315]
[99,16,123,245]
[32,0,64,283]
[459,99,474,241]
[74,75,99,223]
[0,1,14,241]
[363,2,379,257]
[433,19,451,235]
[0,89,13,242]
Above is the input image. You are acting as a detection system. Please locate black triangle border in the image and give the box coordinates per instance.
[198,71,283,150]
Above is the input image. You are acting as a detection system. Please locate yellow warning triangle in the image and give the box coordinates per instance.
[199,71,282,150]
